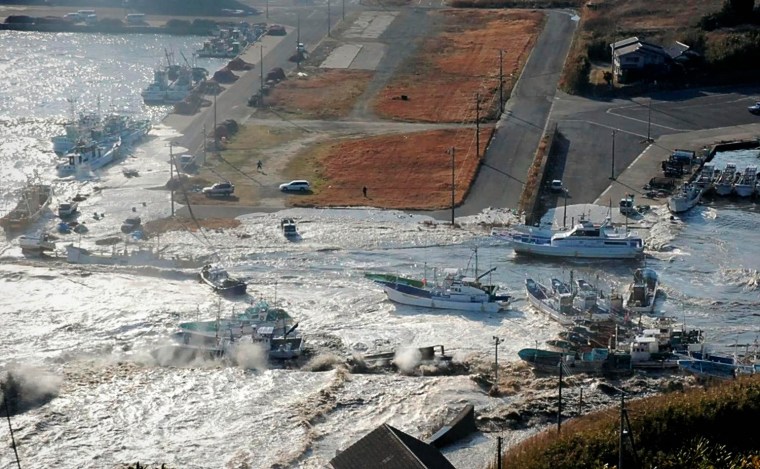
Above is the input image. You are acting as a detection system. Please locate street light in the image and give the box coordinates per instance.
[493,336,503,386]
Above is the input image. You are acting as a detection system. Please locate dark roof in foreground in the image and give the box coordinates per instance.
[330,424,457,469]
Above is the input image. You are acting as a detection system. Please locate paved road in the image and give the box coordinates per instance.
[443,10,578,219]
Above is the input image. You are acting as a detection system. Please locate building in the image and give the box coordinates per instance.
[330,424,457,469]
[611,37,691,84]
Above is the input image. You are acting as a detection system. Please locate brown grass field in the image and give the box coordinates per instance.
[373,9,543,123]
[289,127,494,209]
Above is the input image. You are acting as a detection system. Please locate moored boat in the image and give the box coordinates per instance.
[667,183,704,213]
[733,165,757,197]
[199,264,247,296]
[714,163,738,196]
[65,243,203,269]
[492,218,644,259]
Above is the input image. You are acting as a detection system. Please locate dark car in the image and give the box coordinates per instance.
[749,102,760,115]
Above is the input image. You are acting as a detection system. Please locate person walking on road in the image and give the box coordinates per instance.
[362,186,368,198]
[257,160,263,171]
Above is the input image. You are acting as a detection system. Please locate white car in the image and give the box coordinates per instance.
[279,180,311,192]
[550,179,563,193]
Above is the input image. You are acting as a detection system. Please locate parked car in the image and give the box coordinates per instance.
[549,179,563,193]
[279,180,311,192]
[202,181,235,197]
[749,102,760,115]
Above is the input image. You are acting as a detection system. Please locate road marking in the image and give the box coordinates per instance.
[605,108,688,132]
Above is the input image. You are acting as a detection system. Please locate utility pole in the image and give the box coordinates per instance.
[169,142,175,216]
[563,189,568,228]
[619,392,625,469]
[610,129,616,180]
[203,124,207,165]
[647,99,653,142]
[297,14,301,69]
[5,396,22,469]
[499,49,504,113]
[496,436,502,469]
[213,93,218,149]
[578,388,583,416]
[493,336,503,387]
[327,0,331,37]
[259,45,264,103]
[558,360,563,434]
[450,147,455,226]
[475,93,480,157]
[265,0,269,19]
[342,0,345,20]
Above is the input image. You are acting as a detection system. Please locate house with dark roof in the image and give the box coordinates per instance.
[329,424,457,469]
[610,37,692,83]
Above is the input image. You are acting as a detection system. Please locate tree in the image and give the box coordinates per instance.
[728,0,755,16]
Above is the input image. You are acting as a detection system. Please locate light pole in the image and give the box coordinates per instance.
[450,147,455,226]
[610,129,616,180]
[266,0,269,19]
[327,0,331,37]
[492,336,502,387]
[499,49,504,113]
[646,99,653,142]
[475,93,480,157]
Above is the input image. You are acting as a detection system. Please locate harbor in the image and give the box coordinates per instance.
[0,4,759,469]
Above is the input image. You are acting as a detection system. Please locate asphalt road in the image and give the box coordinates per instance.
[446,10,578,218]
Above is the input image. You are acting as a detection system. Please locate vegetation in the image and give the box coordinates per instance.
[499,376,760,468]
[557,0,760,95]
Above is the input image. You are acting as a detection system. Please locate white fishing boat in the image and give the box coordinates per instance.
[733,165,757,197]
[141,65,197,105]
[693,163,718,190]
[492,218,644,259]
[624,268,659,314]
[714,163,738,196]
[55,140,121,177]
[378,248,511,313]
[667,183,704,213]
[52,111,150,155]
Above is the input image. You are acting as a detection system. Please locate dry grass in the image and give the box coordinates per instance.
[374,9,543,123]
[289,127,494,209]
[266,68,374,119]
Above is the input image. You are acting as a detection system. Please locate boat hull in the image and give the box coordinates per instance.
[510,239,643,259]
[383,284,503,313]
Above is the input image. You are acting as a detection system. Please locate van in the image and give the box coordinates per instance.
[125,13,146,24]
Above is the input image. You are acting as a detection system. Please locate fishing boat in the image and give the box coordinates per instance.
[677,358,759,380]
[377,248,511,313]
[52,111,150,155]
[693,163,718,190]
[733,165,757,198]
[492,218,644,259]
[55,139,121,177]
[624,268,659,314]
[525,277,612,327]
[517,347,633,377]
[199,264,247,296]
[667,183,704,213]
[281,218,298,238]
[714,163,739,196]
[163,301,304,361]
[0,177,53,233]
[141,64,198,105]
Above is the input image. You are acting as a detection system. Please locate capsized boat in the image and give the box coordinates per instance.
[492,218,644,259]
